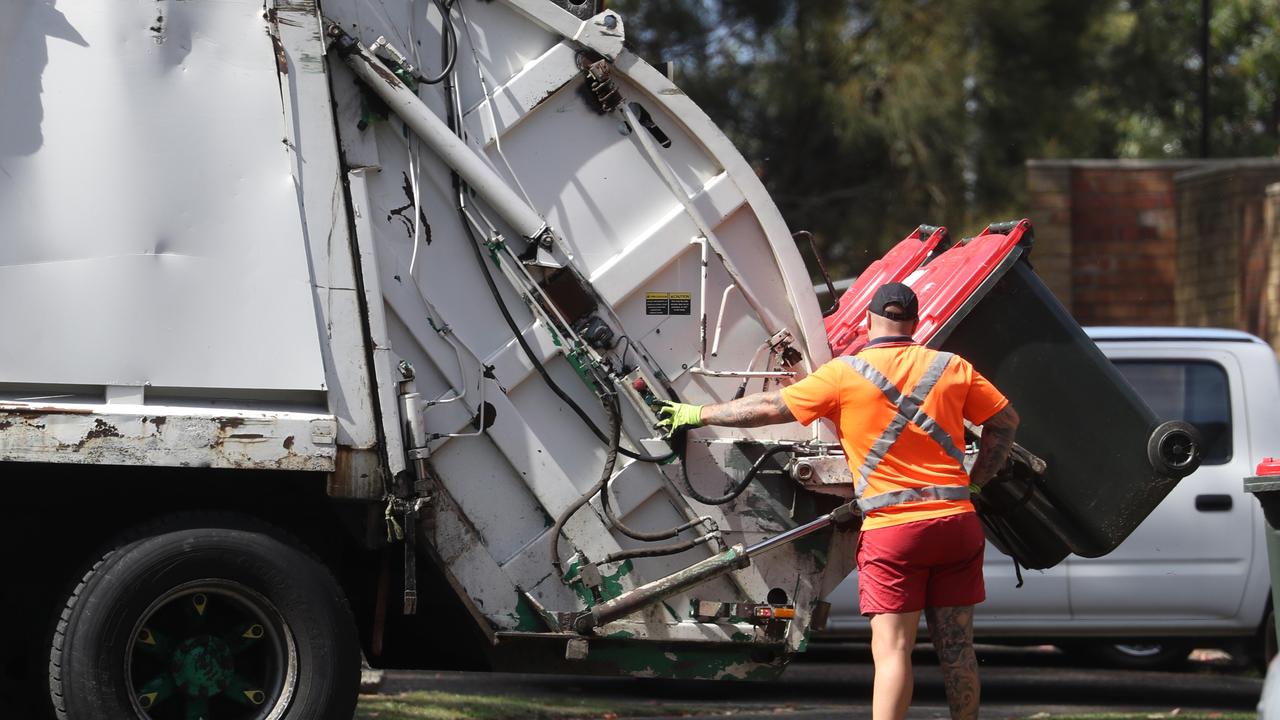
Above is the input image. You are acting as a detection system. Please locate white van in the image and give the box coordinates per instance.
[821,327,1279,668]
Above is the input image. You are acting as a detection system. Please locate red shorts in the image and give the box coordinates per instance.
[856,512,985,615]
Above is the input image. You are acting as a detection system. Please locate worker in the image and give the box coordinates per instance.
[658,281,1018,720]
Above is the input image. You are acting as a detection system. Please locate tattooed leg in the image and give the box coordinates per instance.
[925,605,979,720]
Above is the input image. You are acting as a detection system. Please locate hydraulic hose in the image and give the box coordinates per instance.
[548,389,620,579]
[679,443,796,506]
[598,393,708,543]
[602,535,715,564]
[549,388,713,575]
[416,0,458,85]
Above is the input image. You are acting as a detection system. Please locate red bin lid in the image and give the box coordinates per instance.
[910,220,1030,346]
[1257,458,1280,476]
[824,225,948,356]
[825,219,1031,357]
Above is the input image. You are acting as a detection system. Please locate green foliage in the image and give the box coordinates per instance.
[612,0,1280,277]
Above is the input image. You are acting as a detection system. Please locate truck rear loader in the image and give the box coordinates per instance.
[0,1,1202,718]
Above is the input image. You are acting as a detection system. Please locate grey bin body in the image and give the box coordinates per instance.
[938,259,1190,569]
[1245,475,1280,656]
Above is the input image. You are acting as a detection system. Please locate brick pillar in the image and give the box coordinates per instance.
[1176,162,1280,334]
[1265,183,1280,352]
[1025,162,1073,310]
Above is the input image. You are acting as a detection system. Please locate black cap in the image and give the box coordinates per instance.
[869,282,918,321]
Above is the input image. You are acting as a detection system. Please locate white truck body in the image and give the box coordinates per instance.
[1,2,867,711]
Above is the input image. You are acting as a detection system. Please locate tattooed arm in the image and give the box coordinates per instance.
[699,390,797,428]
[969,404,1019,489]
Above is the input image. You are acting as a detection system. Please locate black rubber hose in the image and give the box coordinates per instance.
[680,443,794,506]
[550,389,702,575]
[603,536,709,564]
[548,390,620,579]
[598,393,701,542]
[417,0,458,85]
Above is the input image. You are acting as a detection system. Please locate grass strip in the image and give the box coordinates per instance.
[1024,707,1254,712]
[357,690,714,720]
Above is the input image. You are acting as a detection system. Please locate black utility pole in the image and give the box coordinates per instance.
[1200,0,1211,158]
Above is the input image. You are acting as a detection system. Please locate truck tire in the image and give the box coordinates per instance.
[48,520,359,720]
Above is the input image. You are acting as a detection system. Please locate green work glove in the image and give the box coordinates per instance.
[655,401,704,438]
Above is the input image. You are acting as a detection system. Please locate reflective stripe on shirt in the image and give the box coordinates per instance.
[838,351,969,514]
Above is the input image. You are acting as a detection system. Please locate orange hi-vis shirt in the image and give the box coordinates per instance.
[780,339,1009,531]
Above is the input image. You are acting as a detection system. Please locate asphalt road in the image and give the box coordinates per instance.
[371,643,1264,719]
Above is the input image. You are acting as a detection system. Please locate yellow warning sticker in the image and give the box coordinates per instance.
[646,292,692,315]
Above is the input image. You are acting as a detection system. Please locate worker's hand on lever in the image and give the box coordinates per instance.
[655,401,704,438]
[656,391,797,437]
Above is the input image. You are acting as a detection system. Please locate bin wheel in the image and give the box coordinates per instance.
[49,518,359,720]
[1146,420,1202,478]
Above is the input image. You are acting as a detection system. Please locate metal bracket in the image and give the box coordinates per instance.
[495,1,625,60]
[581,57,622,114]
[565,637,590,661]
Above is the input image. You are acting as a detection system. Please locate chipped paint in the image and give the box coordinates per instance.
[0,402,336,472]
[149,12,164,43]
[511,593,549,633]
[271,32,289,74]
[387,172,432,241]
[564,559,633,608]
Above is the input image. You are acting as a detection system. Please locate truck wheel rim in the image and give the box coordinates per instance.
[126,580,299,720]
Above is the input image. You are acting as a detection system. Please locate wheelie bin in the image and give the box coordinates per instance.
[1245,458,1280,655]
[829,219,1203,569]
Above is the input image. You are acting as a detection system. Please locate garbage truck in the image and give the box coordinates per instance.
[0,1,1202,718]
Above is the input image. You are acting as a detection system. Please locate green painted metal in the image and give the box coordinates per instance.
[511,593,551,632]
[131,589,275,719]
[563,558,634,608]
[660,601,682,622]
[583,642,786,681]
[171,635,234,697]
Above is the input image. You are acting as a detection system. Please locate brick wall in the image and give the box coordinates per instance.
[1174,162,1280,342]
[1026,161,1194,326]
[1026,160,1280,343]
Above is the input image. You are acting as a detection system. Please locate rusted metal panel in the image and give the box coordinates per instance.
[0,402,337,471]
